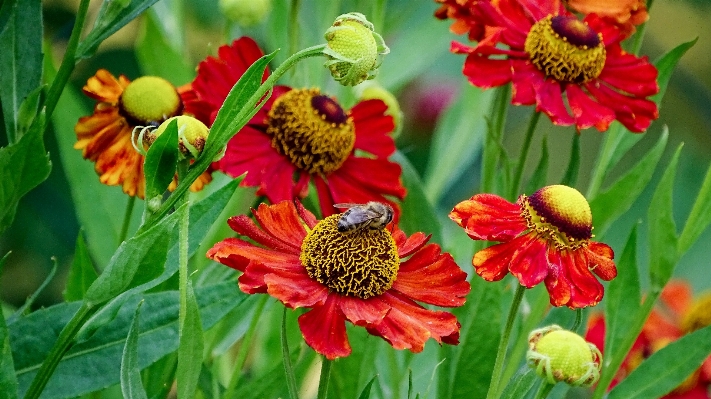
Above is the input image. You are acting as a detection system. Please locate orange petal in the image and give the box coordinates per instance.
[298,295,352,360]
[450,194,526,241]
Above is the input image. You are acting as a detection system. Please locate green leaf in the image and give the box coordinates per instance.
[84,205,180,306]
[652,38,697,106]
[678,161,711,254]
[560,134,580,187]
[7,259,57,325]
[423,85,492,204]
[176,282,204,399]
[0,110,51,234]
[0,252,18,399]
[589,129,667,238]
[144,118,179,201]
[0,0,42,143]
[12,282,247,399]
[136,12,193,86]
[448,277,502,398]
[648,144,682,289]
[63,231,98,302]
[357,375,378,399]
[499,367,538,399]
[392,151,442,244]
[602,225,642,384]
[16,85,44,139]
[608,324,711,399]
[120,301,148,399]
[76,0,160,60]
[524,135,549,194]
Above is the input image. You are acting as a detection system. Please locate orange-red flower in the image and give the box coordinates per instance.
[75,70,212,198]
[585,281,711,397]
[450,185,617,308]
[568,0,648,37]
[207,200,470,359]
[182,38,406,218]
[440,0,659,132]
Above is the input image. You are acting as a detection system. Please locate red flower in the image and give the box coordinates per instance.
[440,0,659,132]
[450,185,617,308]
[585,281,711,397]
[182,38,406,217]
[207,200,470,359]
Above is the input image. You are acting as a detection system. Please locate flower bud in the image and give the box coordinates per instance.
[357,82,402,136]
[527,325,602,387]
[323,12,389,86]
[218,0,271,27]
[152,115,210,159]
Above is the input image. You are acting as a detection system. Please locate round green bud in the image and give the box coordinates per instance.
[219,0,272,27]
[153,115,210,159]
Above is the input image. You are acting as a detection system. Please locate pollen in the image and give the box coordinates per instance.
[521,185,593,249]
[682,291,711,333]
[300,214,399,299]
[267,88,356,175]
[119,76,182,126]
[524,15,606,83]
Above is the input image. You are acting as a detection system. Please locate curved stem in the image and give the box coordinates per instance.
[317,356,332,399]
[509,110,541,200]
[282,307,300,399]
[533,382,555,399]
[118,196,136,245]
[570,309,583,333]
[224,296,269,399]
[486,284,526,399]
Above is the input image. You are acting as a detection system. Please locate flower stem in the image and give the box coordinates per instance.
[224,296,268,399]
[482,85,510,193]
[487,284,526,399]
[509,110,541,200]
[317,356,332,399]
[282,307,300,399]
[533,382,555,399]
[117,196,136,245]
[570,309,583,333]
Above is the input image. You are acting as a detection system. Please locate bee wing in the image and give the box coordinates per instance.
[333,203,363,209]
[348,209,382,224]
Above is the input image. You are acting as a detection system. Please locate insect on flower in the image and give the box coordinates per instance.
[334,202,394,232]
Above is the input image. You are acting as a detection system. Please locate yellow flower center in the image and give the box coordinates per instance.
[267,89,356,175]
[521,185,593,250]
[682,292,711,333]
[300,214,399,299]
[120,76,182,125]
[524,15,606,83]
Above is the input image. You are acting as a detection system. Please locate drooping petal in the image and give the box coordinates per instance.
[251,202,309,249]
[392,228,430,258]
[511,60,539,105]
[263,270,329,308]
[461,55,513,89]
[206,237,301,272]
[566,249,605,308]
[598,45,659,98]
[587,242,617,281]
[338,295,390,326]
[566,84,616,132]
[227,215,301,253]
[473,238,525,281]
[82,69,127,102]
[393,243,470,307]
[351,99,396,158]
[449,193,526,241]
[298,295,352,360]
[544,248,573,307]
[366,291,461,351]
[585,80,658,133]
[534,78,575,126]
[508,233,549,288]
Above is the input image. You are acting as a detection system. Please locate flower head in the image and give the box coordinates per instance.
[75,70,213,197]
[527,325,602,387]
[183,38,406,218]
[441,0,659,132]
[586,280,711,396]
[207,200,470,359]
[323,12,390,86]
[449,185,617,308]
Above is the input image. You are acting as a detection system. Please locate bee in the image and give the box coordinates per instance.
[334,202,394,233]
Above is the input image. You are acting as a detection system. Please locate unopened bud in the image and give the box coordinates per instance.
[527,325,602,387]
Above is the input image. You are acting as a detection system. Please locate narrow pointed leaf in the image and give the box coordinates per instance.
[524,135,548,194]
[7,259,57,324]
[120,302,148,399]
[608,324,711,399]
[63,231,98,302]
[143,118,179,201]
[357,375,378,399]
[499,367,537,399]
[0,252,18,399]
[176,282,203,399]
[678,161,711,254]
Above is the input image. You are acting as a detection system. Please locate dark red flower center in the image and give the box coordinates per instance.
[267,88,356,175]
[524,15,606,83]
[300,214,399,299]
[521,185,593,249]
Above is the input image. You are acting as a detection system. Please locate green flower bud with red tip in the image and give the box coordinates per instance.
[527,325,602,387]
[323,12,389,86]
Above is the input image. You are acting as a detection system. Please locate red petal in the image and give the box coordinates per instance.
[587,242,617,281]
[313,175,336,217]
[394,229,430,258]
[473,239,523,281]
[366,291,461,351]
[511,61,539,105]
[206,237,301,272]
[535,78,575,126]
[227,215,300,253]
[294,200,319,229]
[264,270,329,308]
[659,280,692,317]
[508,233,549,288]
[449,194,526,241]
[599,44,659,98]
[338,295,390,325]
[217,125,277,181]
[544,249,572,307]
[252,201,308,249]
[393,243,470,307]
[298,295,352,359]
[566,84,616,132]
[462,56,513,89]
[586,82,658,133]
[351,99,396,158]
[258,154,304,203]
[554,249,604,308]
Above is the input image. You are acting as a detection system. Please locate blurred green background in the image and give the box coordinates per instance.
[2,0,710,311]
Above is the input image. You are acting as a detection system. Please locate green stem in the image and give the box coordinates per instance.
[570,309,583,333]
[288,0,301,63]
[224,296,268,399]
[487,285,526,399]
[586,124,622,199]
[143,44,326,229]
[533,382,555,399]
[282,307,300,399]
[482,85,510,193]
[23,303,96,399]
[43,0,90,123]
[118,196,136,245]
[317,356,332,399]
[509,110,541,200]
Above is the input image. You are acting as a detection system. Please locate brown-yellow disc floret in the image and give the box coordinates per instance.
[300,214,399,299]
